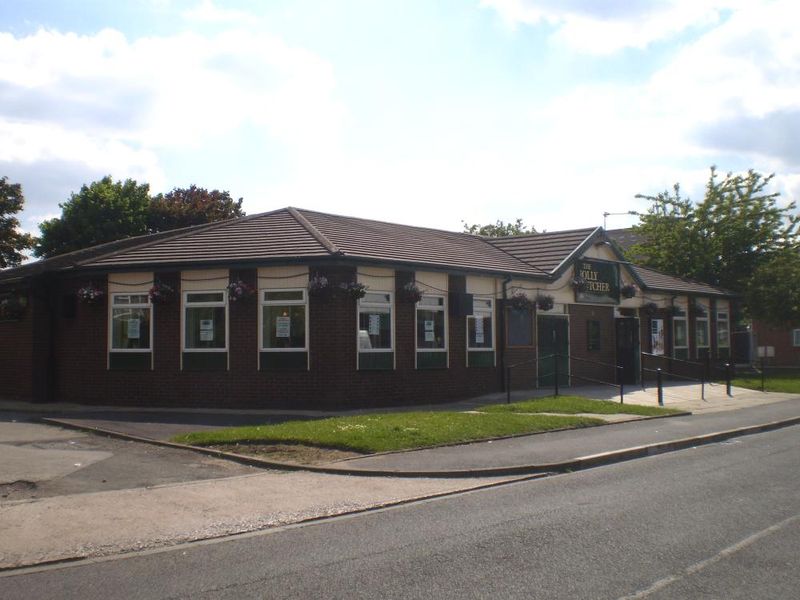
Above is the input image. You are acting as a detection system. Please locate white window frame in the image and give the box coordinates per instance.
[182,290,229,353]
[108,292,153,353]
[415,294,448,366]
[695,302,710,357]
[357,291,394,354]
[467,297,494,352]
[673,307,688,359]
[717,310,730,351]
[793,329,800,347]
[259,288,308,353]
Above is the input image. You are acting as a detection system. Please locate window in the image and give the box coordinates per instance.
[468,298,494,350]
[793,329,800,347]
[696,301,709,358]
[587,320,601,351]
[184,291,227,351]
[358,292,392,351]
[110,293,151,350]
[261,289,307,351]
[417,295,447,368]
[673,305,688,360]
[507,307,533,347]
[717,310,730,358]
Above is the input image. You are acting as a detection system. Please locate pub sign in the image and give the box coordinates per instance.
[574,259,620,304]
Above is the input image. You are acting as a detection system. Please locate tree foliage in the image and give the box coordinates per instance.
[463,218,536,237]
[745,250,800,325]
[35,177,151,258]
[34,178,246,259]
[148,185,244,232]
[630,167,800,298]
[0,176,35,268]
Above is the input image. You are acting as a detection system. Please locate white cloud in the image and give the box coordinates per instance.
[182,0,259,26]
[482,0,745,54]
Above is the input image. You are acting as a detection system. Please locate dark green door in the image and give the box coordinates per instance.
[538,316,569,387]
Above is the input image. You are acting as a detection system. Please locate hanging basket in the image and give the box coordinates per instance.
[227,280,256,302]
[621,284,637,299]
[508,292,534,311]
[77,283,105,305]
[338,281,368,301]
[398,282,424,303]
[535,294,555,311]
[148,282,175,304]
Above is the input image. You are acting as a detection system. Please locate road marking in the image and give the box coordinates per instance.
[618,513,800,599]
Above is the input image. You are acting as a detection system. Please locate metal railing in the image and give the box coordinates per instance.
[640,352,733,404]
[505,353,625,404]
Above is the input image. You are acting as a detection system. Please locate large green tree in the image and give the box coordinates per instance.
[745,250,800,325]
[35,176,151,258]
[631,167,799,297]
[462,218,536,237]
[148,185,244,232]
[0,176,35,268]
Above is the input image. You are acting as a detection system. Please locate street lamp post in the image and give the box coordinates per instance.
[603,210,639,229]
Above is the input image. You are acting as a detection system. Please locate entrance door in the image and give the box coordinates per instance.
[615,318,639,385]
[538,316,569,387]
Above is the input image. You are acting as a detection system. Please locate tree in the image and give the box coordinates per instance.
[0,176,35,268]
[147,185,244,232]
[630,167,800,296]
[462,218,536,237]
[35,177,151,258]
[745,250,800,325]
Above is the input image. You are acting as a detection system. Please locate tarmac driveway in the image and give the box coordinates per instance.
[0,412,261,502]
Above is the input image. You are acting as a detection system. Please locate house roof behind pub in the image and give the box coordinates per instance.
[486,227,599,274]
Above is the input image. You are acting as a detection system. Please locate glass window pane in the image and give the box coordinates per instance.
[362,292,391,304]
[187,292,224,304]
[468,315,492,349]
[696,320,709,346]
[419,296,444,308]
[717,320,730,347]
[507,308,532,346]
[112,307,151,349]
[263,305,306,349]
[473,299,492,311]
[417,308,445,349]
[264,290,304,302]
[185,306,226,348]
[359,309,392,350]
[674,319,687,347]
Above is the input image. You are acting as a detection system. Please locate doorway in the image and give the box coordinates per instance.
[537,315,569,387]
[615,318,639,385]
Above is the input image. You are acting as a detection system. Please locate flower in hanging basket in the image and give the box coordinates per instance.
[148,282,175,304]
[620,283,637,299]
[508,292,534,310]
[572,276,587,292]
[77,283,105,305]
[398,282,424,303]
[307,274,331,298]
[643,302,658,315]
[338,281,368,300]
[227,280,256,302]
[535,294,555,311]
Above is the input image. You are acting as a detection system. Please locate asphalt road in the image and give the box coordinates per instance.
[2,425,798,599]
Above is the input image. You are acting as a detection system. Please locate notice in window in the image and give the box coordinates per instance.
[651,319,664,355]
[424,320,434,331]
[127,318,140,340]
[200,319,214,341]
[276,316,291,338]
[475,316,484,344]
[368,314,381,336]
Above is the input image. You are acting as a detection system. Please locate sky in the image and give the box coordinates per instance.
[1,0,799,242]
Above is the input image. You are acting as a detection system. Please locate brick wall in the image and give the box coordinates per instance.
[0,286,34,400]
[752,320,800,367]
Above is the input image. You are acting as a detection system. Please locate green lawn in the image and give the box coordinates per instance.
[172,411,604,454]
[730,370,800,394]
[480,395,682,417]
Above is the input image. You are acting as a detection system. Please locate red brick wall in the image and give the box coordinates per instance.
[752,320,800,367]
[0,286,34,400]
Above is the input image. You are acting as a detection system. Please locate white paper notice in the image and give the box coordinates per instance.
[127,318,140,340]
[276,316,291,338]
[651,319,664,355]
[424,320,434,332]
[424,331,434,342]
[200,319,214,341]
[368,314,381,336]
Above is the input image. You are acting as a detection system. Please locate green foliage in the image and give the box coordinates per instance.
[480,395,682,416]
[173,411,602,453]
[0,176,34,268]
[730,369,800,393]
[463,218,536,237]
[631,167,800,300]
[35,176,151,258]
[745,250,800,325]
[148,185,244,232]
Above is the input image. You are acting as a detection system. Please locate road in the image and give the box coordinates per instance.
[2,425,798,599]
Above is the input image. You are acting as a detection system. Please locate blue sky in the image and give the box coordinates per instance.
[1,0,798,240]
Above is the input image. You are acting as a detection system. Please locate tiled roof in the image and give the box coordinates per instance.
[606,228,644,251]
[632,265,733,296]
[486,228,599,273]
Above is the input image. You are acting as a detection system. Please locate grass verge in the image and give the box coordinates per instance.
[730,370,800,394]
[480,395,682,416]
[172,411,604,454]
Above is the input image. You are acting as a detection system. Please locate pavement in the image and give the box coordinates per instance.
[1,382,798,571]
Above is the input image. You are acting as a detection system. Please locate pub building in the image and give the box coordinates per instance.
[0,208,736,409]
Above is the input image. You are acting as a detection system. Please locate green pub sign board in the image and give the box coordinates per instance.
[574,259,620,304]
